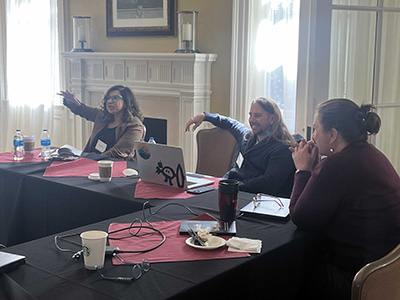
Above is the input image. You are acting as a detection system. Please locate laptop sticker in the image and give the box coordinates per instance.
[156,161,185,188]
[137,143,151,159]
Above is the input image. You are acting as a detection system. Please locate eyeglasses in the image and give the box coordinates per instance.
[105,95,123,102]
[252,193,284,210]
[96,257,150,281]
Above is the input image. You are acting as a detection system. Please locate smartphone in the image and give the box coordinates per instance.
[187,186,215,194]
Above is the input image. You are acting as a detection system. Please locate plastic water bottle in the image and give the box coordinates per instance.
[13,130,24,161]
[40,129,51,160]
[148,137,156,144]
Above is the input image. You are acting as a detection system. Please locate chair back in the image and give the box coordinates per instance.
[352,243,400,300]
[195,127,237,177]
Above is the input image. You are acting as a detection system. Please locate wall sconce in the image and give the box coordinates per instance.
[71,16,93,52]
[175,11,200,53]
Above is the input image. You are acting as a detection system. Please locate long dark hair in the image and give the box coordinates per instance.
[252,97,295,145]
[101,85,143,122]
[317,98,381,144]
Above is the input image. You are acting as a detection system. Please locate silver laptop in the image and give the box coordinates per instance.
[0,251,25,273]
[134,141,214,190]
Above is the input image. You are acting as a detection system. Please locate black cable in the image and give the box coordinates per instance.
[108,225,166,254]
[52,201,202,281]
[54,201,199,256]
[141,200,198,223]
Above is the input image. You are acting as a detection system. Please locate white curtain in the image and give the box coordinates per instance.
[329,2,400,173]
[231,0,300,133]
[0,1,5,102]
[0,0,60,152]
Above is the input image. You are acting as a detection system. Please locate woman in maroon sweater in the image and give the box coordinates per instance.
[290,99,400,300]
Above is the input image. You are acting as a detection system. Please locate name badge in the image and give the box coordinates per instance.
[95,139,107,153]
[236,152,244,168]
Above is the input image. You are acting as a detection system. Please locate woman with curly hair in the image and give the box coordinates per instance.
[59,85,145,161]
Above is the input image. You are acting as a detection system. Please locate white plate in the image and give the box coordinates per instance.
[88,173,100,181]
[123,168,138,176]
[185,236,226,250]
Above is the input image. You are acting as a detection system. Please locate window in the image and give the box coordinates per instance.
[329,0,400,172]
[231,0,300,133]
[5,0,60,107]
[0,0,63,153]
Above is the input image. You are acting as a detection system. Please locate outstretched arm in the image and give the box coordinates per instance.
[57,90,100,122]
[185,113,206,132]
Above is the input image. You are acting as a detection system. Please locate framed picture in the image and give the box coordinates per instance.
[106,0,176,36]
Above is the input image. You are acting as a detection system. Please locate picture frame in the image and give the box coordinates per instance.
[106,0,176,37]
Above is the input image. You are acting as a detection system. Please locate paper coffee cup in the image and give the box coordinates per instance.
[80,230,108,270]
[23,136,35,154]
[98,160,113,182]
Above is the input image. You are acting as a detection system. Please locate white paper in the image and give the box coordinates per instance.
[60,144,82,156]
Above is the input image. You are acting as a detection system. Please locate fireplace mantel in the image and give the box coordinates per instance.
[61,52,217,171]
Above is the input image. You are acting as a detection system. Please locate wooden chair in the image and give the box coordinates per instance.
[195,127,237,177]
[352,243,400,300]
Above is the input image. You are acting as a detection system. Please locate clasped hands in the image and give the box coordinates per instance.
[289,139,319,172]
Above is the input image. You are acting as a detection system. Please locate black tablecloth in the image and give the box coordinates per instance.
[1,190,317,300]
[0,153,172,247]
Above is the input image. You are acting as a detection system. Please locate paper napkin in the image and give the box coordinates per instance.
[226,237,262,253]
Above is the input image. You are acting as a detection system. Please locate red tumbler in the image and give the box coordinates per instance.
[218,179,239,227]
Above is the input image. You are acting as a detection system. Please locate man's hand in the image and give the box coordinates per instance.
[185,113,206,132]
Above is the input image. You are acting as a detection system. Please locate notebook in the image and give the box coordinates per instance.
[134,141,214,190]
[0,251,26,274]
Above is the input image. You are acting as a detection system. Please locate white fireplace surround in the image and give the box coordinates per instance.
[61,52,217,171]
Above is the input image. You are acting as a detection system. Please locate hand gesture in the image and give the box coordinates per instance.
[185,113,206,132]
[57,90,81,107]
[289,139,319,171]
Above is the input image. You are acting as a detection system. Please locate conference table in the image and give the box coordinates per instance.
[1,189,317,300]
[0,151,177,247]
[1,150,319,299]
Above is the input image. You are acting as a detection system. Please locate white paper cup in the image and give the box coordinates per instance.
[80,230,108,270]
[98,160,113,182]
[23,136,35,154]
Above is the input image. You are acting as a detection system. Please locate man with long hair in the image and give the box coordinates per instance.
[186,97,295,197]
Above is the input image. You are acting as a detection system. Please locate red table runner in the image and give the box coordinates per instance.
[43,158,127,177]
[134,177,220,199]
[108,219,249,265]
[0,149,43,163]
